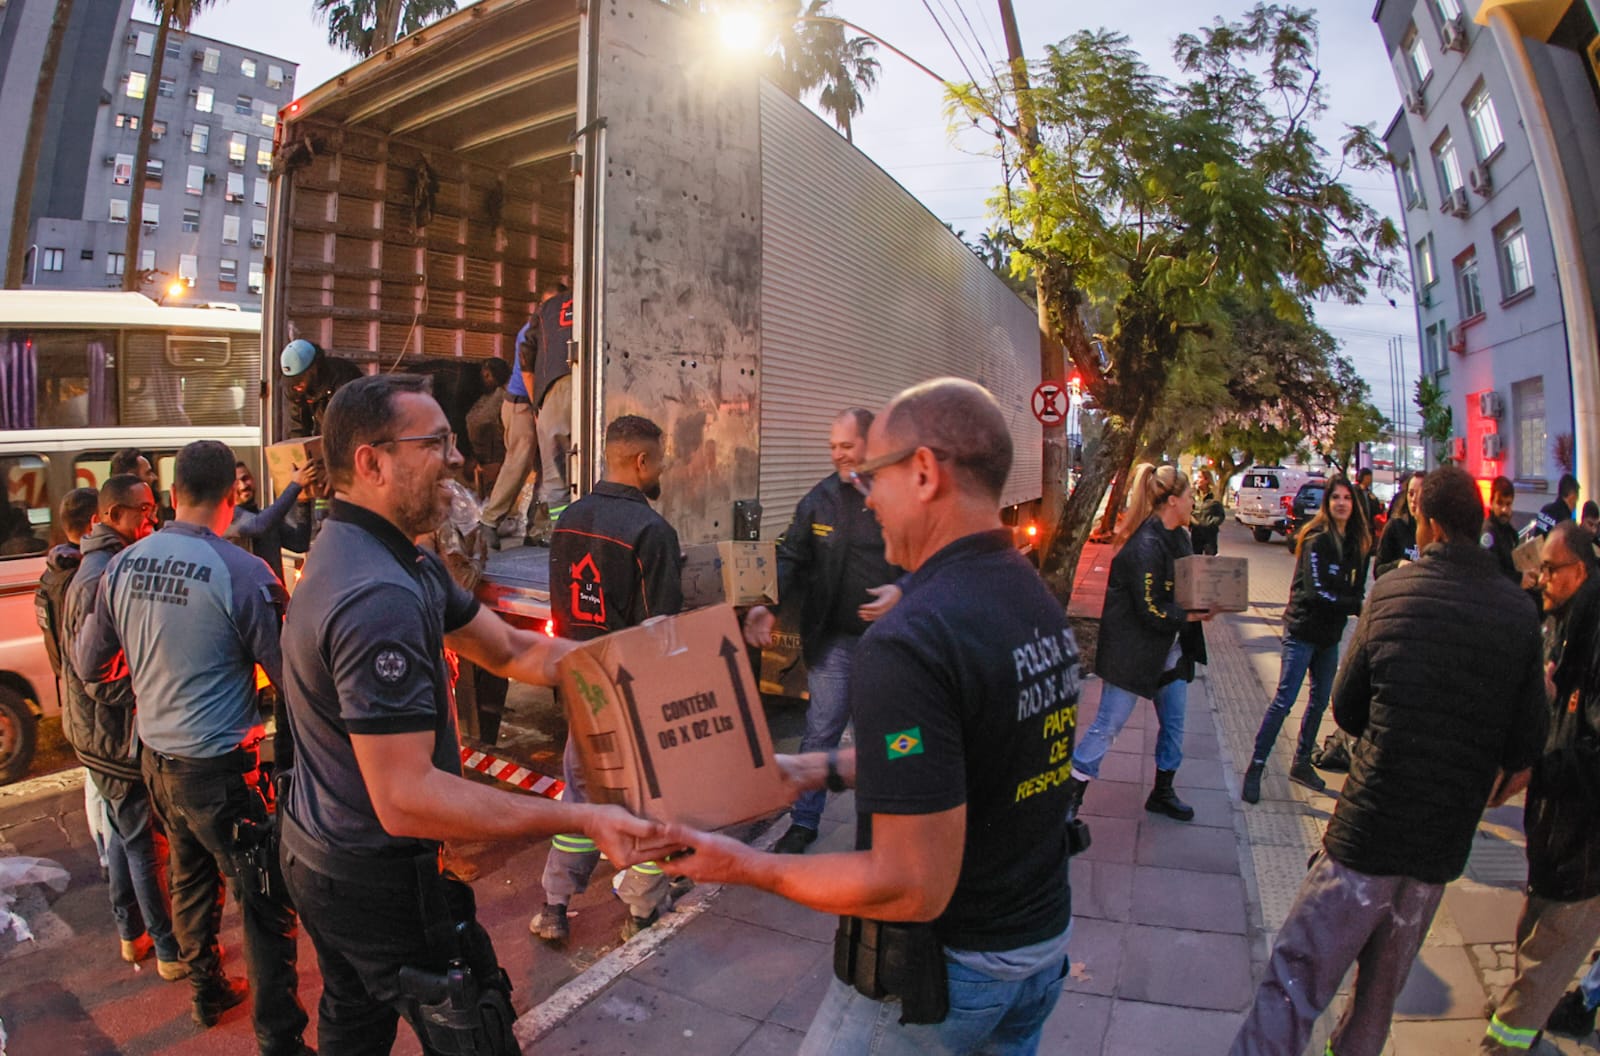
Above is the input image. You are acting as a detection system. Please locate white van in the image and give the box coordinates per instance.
[1235,466,1323,543]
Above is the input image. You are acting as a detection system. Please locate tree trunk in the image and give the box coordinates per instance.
[1097,467,1131,537]
[123,9,172,291]
[5,0,76,289]
[1039,407,1143,602]
[374,0,404,50]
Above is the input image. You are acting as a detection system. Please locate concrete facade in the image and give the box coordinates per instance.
[1375,0,1592,515]
[9,8,295,309]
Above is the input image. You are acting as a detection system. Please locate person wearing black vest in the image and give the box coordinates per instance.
[1480,475,1522,586]
[1535,474,1581,538]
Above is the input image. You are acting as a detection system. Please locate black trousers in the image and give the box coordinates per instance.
[142,750,308,1053]
[282,841,514,1056]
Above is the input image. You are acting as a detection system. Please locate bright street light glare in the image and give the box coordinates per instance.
[718,10,765,53]
[167,281,186,299]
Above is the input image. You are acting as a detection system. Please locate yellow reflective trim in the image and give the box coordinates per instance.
[551,834,596,853]
[1487,1014,1538,1048]
[630,862,663,875]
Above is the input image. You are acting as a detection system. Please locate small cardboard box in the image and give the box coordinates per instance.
[1512,536,1544,575]
[1175,555,1249,612]
[758,610,809,700]
[557,604,791,830]
[680,541,779,608]
[263,436,322,494]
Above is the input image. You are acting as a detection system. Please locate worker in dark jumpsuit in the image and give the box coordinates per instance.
[280,339,363,438]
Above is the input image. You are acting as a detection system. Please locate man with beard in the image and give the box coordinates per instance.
[1481,476,1522,586]
[530,414,686,944]
[226,460,315,584]
[277,376,664,1056]
[280,339,364,439]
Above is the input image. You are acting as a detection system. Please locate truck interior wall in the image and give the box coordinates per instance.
[757,82,1042,539]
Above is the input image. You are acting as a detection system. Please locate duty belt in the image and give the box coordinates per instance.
[280,812,441,890]
[147,744,259,774]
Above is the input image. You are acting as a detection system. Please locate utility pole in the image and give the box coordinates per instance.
[5,0,76,288]
[1396,334,1409,471]
[996,0,1066,547]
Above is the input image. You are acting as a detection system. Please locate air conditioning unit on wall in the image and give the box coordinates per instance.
[1479,390,1504,419]
[1483,433,1505,460]
[1448,437,1467,462]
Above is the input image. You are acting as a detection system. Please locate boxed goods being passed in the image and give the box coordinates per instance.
[263,436,322,494]
[1174,555,1249,613]
[1512,536,1543,575]
[556,604,791,831]
[680,541,779,608]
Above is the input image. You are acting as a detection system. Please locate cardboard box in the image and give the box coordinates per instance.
[1174,555,1249,612]
[758,610,809,700]
[680,541,779,608]
[557,604,791,831]
[264,436,322,494]
[1512,536,1543,575]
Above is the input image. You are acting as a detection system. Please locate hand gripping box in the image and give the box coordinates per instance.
[556,604,791,830]
[263,436,322,494]
[1174,555,1249,613]
[680,541,779,608]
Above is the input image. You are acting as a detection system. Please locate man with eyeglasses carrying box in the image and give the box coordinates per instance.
[742,407,902,855]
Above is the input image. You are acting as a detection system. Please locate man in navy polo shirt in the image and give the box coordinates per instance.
[664,377,1079,1055]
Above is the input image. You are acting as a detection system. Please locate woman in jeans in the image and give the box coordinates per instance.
[1067,463,1213,823]
[1242,474,1372,803]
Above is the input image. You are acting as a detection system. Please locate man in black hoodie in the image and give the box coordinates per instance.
[60,474,184,980]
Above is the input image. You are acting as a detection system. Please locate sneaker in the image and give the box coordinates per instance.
[1289,759,1327,794]
[192,976,249,1028]
[667,875,694,908]
[529,903,569,943]
[620,910,659,941]
[773,824,819,855]
[1242,763,1264,805]
[120,934,153,963]
[1547,988,1596,1037]
[157,958,190,982]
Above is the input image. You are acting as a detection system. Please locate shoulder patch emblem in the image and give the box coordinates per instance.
[373,649,409,684]
[1481,532,1494,549]
[886,727,924,759]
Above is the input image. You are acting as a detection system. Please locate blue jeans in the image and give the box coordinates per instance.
[1580,954,1600,1010]
[104,779,179,961]
[1250,637,1340,766]
[791,634,859,832]
[799,944,1069,1055]
[1071,678,1188,778]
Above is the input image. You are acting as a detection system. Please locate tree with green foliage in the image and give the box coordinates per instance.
[1415,375,1454,461]
[951,5,1401,597]
[313,0,458,57]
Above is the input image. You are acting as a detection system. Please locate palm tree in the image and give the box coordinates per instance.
[811,17,878,142]
[5,0,76,288]
[760,0,879,139]
[123,0,222,292]
[313,0,458,57]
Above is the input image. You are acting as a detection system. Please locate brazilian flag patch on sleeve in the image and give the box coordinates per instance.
[886,727,924,759]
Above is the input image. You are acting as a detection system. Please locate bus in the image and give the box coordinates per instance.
[0,290,263,783]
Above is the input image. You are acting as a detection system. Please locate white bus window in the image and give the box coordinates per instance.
[0,455,50,557]
[0,329,119,429]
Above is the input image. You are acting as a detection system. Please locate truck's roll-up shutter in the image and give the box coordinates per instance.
[758,82,1042,539]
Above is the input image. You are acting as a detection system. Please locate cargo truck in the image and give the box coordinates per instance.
[263,0,1043,625]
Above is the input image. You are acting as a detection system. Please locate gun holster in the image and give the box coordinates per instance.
[833,916,949,1025]
[398,921,518,1056]
[231,809,280,900]
[1066,818,1092,857]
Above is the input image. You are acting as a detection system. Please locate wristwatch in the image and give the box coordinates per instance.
[825,748,847,793]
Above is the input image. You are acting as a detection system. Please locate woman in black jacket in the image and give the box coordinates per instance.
[1375,470,1424,578]
[1242,475,1372,803]
[1067,463,1213,822]
[1189,469,1225,556]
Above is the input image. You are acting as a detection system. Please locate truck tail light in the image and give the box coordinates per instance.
[1280,495,1294,512]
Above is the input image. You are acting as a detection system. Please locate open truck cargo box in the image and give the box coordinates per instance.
[265,0,1043,621]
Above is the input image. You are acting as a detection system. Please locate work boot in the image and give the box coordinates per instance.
[479,520,500,551]
[773,824,818,854]
[1242,763,1264,805]
[1144,769,1195,822]
[523,503,552,547]
[1064,776,1089,821]
[620,909,659,942]
[1547,988,1596,1037]
[120,934,153,963]
[1289,756,1327,794]
[667,876,694,909]
[192,975,249,1028]
[157,958,190,982]
[530,903,569,944]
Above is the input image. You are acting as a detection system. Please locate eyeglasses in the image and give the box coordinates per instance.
[849,445,949,496]
[374,430,456,454]
[1540,558,1583,578]
[113,502,157,518]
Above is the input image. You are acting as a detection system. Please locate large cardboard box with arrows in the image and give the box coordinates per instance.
[556,604,791,830]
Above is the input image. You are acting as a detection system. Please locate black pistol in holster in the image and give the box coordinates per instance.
[398,922,518,1056]
[1066,817,1092,857]
[231,813,279,901]
[833,916,950,1025]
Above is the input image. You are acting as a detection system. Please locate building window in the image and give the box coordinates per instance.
[139,249,155,272]
[134,31,154,57]
[257,144,272,170]
[1455,250,1483,319]
[1496,214,1534,299]
[194,85,213,113]
[1422,320,1446,377]
[186,163,206,195]
[151,119,167,141]
[226,171,245,202]
[114,112,140,130]
[178,253,198,285]
[109,198,129,223]
[1433,131,1464,197]
[164,38,181,61]
[145,158,163,184]
[203,47,220,73]
[254,178,268,207]
[157,76,175,98]
[141,202,159,227]
[251,218,267,245]
[40,248,63,272]
[1513,376,1546,479]
[258,105,276,129]
[248,263,264,294]
[182,208,201,233]
[241,58,257,79]
[228,132,247,166]
[126,71,147,99]
[1465,83,1503,160]
[1399,156,1423,209]
[235,94,252,116]
[1405,28,1433,85]
[80,248,94,261]
[112,153,134,185]
[266,64,284,89]
[191,124,209,154]
[219,257,238,289]
[1415,234,1437,290]
[106,252,125,277]
[222,214,239,244]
